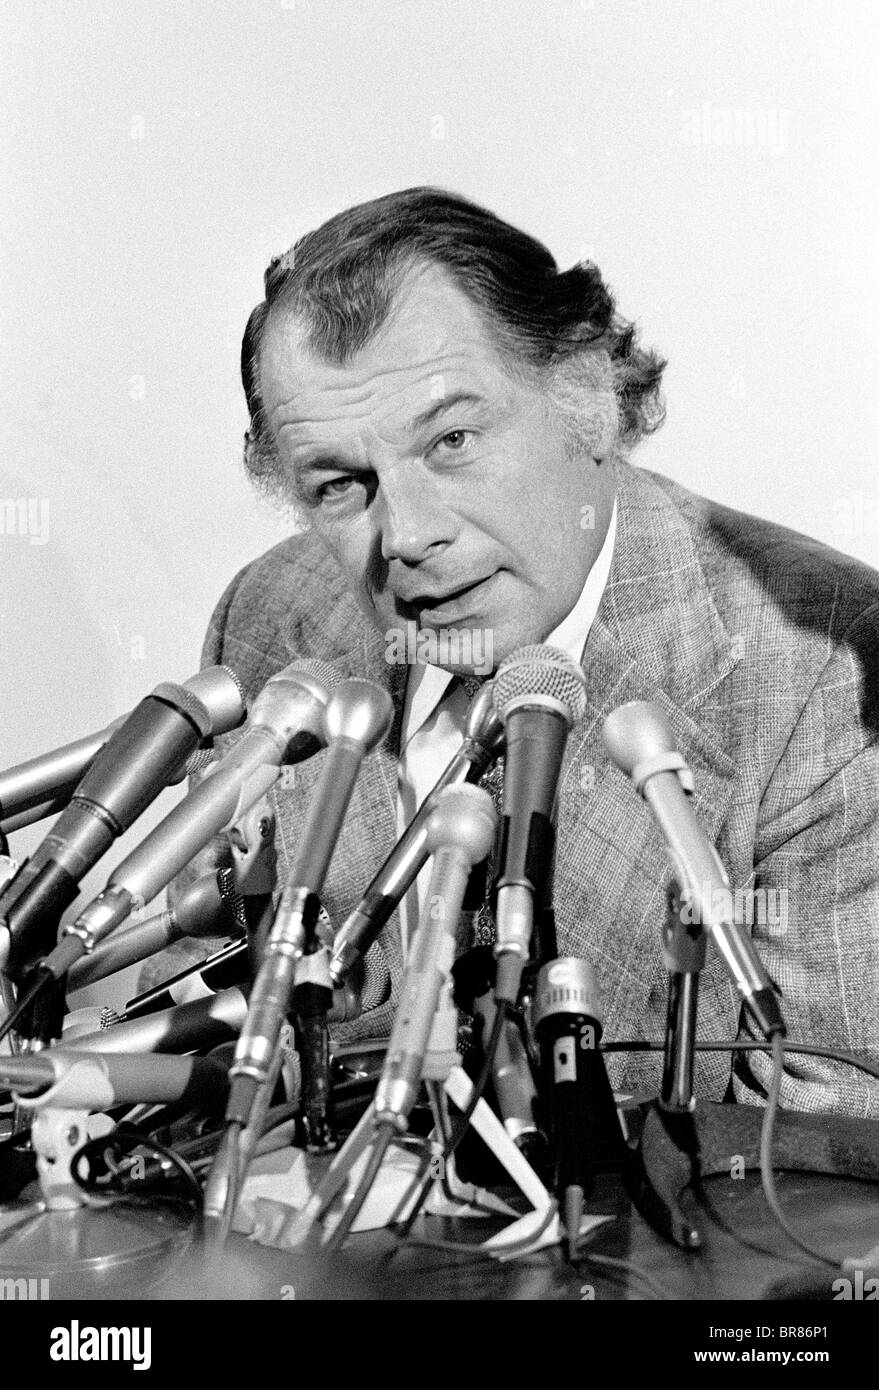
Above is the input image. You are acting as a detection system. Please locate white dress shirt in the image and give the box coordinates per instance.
[396,500,618,953]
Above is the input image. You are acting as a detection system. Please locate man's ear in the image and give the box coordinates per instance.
[548,349,620,461]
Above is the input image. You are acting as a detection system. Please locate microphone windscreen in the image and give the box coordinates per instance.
[492,645,587,725]
[289,656,345,694]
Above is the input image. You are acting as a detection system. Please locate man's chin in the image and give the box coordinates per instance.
[376,599,552,678]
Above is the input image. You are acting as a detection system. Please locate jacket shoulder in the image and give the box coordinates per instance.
[200,530,366,700]
[640,466,879,638]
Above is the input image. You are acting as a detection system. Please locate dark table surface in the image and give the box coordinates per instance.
[118,1166,877,1302]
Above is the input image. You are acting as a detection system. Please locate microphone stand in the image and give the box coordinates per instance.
[282,1012,556,1255]
[621,888,709,1249]
[623,891,879,1250]
[280,787,560,1256]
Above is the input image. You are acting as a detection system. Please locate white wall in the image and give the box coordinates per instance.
[1,0,877,1001]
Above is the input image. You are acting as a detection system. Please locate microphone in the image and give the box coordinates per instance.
[451,945,546,1165]
[224,678,393,1130]
[3,1049,229,1113]
[0,720,214,834]
[602,700,786,1039]
[70,987,248,1055]
[0,667,242,828]
[40,658,342,983]
[491,646,587,1003]
[533,956,623,1253]
[330,680,503,986]
[67,870,247,991]
[113,937,250,1021]
[1,752,213,838]
[0,667,247,976]
[373,784,496,1130]
[91,937,366,1028]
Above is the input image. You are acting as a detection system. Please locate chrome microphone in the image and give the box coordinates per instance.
[330,680,503,987]
[4,1049,229,1113]
[374,784,497,1130]
[224,678,393,1130]
[67,870,247,991]
[41,658,342,982]
[602,700,785,1039]
[491,646,587,1003]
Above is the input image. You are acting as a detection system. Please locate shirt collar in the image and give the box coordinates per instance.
[545,496,617,665]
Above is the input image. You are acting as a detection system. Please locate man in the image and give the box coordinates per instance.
[167,188,879,1117]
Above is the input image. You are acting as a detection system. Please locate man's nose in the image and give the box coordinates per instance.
[377,468,456,564]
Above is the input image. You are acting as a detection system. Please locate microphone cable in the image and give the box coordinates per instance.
[759,1032,842,1272]
[600,1036,879,1085]
[604,1034,876,1275]
[391,1031,878,1274]
[70,1124,203,1207]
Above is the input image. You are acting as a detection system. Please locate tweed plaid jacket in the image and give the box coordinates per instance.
[169,460,879,1117]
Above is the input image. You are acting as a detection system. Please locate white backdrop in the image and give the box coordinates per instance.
[1,0,877,1001]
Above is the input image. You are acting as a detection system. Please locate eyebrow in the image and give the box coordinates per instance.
[406,390,487,435]
[290,390,489,481]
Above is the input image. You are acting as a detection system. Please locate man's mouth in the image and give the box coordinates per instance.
[401,574,496,617]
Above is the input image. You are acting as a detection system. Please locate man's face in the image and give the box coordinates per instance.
[259,262,616,671]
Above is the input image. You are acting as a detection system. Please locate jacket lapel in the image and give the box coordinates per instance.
[554,463,741,1094]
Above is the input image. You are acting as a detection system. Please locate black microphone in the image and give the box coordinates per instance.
[94,937,365,1029]
[110,937,251,1022]
[0,667,247,976]
[40,658,342,983]
[0,719,214,834]
[490,646,587,1003]
[533,956,623,1254]
[330,681,503,987]
[602,700,786,1040]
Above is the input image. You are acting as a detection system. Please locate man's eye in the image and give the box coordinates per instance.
[432,429,473,455]
[317,477,356,500]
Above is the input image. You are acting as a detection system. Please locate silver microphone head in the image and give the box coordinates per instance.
[492,644,587,727]
[425,783,497,865]
[463,680,505,753]
[250,657,344,746]
[601,700,674,777]
[323,678,394,752]
[184,665,248,735]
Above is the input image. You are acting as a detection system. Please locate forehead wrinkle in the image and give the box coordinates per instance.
[267,348,500,448]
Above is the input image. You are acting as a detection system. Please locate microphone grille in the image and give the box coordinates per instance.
[361,950,392,1012]
[289,657,345,695]
[492,644,587,725]
[152,682,213,739]
[184,746,215,776]
[218,664,247,708]
[601,700,675,778]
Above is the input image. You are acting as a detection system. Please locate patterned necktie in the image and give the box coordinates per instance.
[455,674,503,950]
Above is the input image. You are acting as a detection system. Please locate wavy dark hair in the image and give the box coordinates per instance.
[241,187,666,500]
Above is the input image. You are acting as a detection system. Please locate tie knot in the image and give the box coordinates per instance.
[457,673,485,701]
